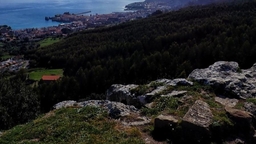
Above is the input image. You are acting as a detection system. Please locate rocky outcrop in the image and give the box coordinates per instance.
[106,84,138,106]
[188,61,256,99]
[215,96,238,108]
[54,100,138,118]
[106,78,193,106]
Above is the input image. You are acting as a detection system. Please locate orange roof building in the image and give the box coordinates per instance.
[41,75,60,81]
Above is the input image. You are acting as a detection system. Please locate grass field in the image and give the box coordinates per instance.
[38,38,61,48]
[28,69,63,81]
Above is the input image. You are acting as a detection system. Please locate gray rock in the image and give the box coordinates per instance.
[105,79,193,106]
[53,100,77,109]
[54,100,138,119]
[77,100,138,118]
[215,96,238,108]
[170,78,194,86]
[161,90,187,97]
[183,100,213,128]
[154,114,179,130]
[106,84,138,106]
[145,86,166,97]
[244,102,256,115]
[188,61,256,98]
[181,100,213,142]
[0,131,2,137]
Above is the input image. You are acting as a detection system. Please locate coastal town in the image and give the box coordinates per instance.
[0,0,174,42]
[0,56,29,73]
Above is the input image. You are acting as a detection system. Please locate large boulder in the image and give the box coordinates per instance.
[225,107,255,135]
[188,61,256,98]
[182,100,213,142]
[183,100,213,128]
[106,84,138,106]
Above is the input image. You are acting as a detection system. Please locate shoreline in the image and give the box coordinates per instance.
[1,0,172,41]
[0,0,146,30]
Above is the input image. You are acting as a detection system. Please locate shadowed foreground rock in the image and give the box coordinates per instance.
[154,114,178,131]
[225,107,255,135]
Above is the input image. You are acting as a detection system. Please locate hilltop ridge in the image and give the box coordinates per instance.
[1,61,256,143]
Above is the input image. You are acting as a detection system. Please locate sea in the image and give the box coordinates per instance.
[0,0,143,30]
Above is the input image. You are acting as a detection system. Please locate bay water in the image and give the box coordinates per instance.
[0,0,142,30]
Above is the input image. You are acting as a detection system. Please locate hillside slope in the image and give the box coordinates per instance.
[26,1,256,107]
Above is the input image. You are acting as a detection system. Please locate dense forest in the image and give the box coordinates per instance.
[2,0,256,130]
[0,73,39,130]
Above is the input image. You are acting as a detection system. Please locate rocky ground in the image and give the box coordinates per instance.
[104,61,256,143]
[2,61,256,143]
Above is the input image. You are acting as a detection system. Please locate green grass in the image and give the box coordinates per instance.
[0,107,144,144]
[246,98,256,105]
[38,38,61,48]
[28,69,63,81]
[141,97,179,116]
[1,54,11,60]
